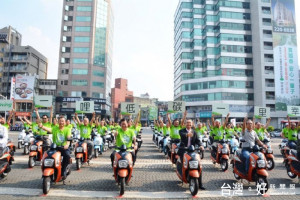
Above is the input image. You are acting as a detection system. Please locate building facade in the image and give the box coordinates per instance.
[174,0,300,128]
[111,78,134,120]
[0,26,48,99]
[57,0,114,117]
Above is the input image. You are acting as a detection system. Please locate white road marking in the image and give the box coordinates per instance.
[0,186,299,198]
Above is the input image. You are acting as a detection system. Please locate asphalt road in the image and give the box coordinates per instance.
[0,128,299,199]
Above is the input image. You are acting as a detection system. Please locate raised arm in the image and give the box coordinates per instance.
[23,116,32,125]
[223,113,230,129]
[90,112,96,126]
[7,109,14,126]
[38,123,52,133]
[211,114,215,128]
[264,117,271,130]
[181,110,187,127]
[49,106,53,124]
[95,116,100,127]
[74,113,82,126]
[35,108,41,121]
[167,113,172,127]
[252,116,256,130]
[242,116,247,133]
[287,115,291,129]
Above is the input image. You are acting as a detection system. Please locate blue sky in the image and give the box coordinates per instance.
[1,0,300,101]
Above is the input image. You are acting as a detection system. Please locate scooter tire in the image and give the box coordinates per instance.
[94,149,99,158]
[43,176,51,194]
[189,177,199,196]
[76,158,81,170]
[266,158,275,171]
[286,165,297,179]
[18,142,21,149]
[221,159,228,172]
[120,177,125,196]
[200,151,204,159]
[28,157,35,168]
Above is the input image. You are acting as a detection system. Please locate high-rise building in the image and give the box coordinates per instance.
[174,0,299,127]
[57,0,114,117]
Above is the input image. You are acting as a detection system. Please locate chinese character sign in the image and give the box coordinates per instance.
[120,103,139,115]
[287,106,300,117]
[34,96,53,108]
[75,101,94,114]
[272,0,300,110]
[254,107,270,119]
[148,107,158,120]
[168,101,186,113]
[212,104,229,117]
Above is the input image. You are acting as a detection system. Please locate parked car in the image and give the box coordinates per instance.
[270,129,281,138]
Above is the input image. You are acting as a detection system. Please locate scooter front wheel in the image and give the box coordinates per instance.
[18,142,21,149]
[76,158,81,170]
[24,146,29,155]
[43,176,51,194]
[266,158,275,170]
[200,150,204,159]
[286,165,297,179]
[220,159,228,171]
[28,157,35,168]
[189,177,199,196]
[94,149,99,158]
[120,177,125,196]
[256,176,269,194]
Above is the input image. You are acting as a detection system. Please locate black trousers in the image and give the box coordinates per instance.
[57,148,71,177]
[84,140,93,159]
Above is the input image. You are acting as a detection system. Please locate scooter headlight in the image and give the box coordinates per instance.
[44,159,54,167]
[118,160,128,168]
[189,161,199,169]
[76,147,83,153]
[257,160,266,168]
[222,148,228,154]
[267,149,273,154]
[30,145,38,151]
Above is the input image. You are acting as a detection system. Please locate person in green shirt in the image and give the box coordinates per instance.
[65,119,73,130]
[195,122,208,138]
[281,124,289,139]
[96,118,108,136]
[210,113,230,159]
[19,116,31,133]
[39,117,71,179]
[253,117,271,141]
[34,107,54,151]
[0,109,14,130]
[52,118,59,129]
[110,118,136,166]
[234,124,242,136]
[167,111,187,140]
[74,112,95,159]
[286,116,298,150]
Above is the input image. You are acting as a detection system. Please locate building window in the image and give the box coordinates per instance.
[71,91,87,97]
[74,47,90,53]
[63,26,72,32]
[92,82,104,88]
[72,80,88,86]
[75,26,91,32]
[93,71,104,77]
[65,5,74,11]
[64,15,73,21]
[74,37,90,43]
[62,36,72,42]
[61,80,68,85]
[72,69,88,75]
[76,16,91,22]
[62,47,71,53]
[61,69,69,74]
[73,58,88,64]
[77,6,92,12]
[61,58,70,64]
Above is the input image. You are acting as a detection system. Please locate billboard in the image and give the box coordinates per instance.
[272,0,300,110]
[0,100,13,111]
[13,75,35,100]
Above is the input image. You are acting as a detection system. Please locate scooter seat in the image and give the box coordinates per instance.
[290,150,298,157]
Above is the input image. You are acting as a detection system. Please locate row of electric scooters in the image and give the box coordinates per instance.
[16,128,114,169]
[151,128,283,196]
[279,138,300,180]
[0,139,15,180]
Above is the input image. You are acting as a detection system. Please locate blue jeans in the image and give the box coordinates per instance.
[242,149,250,173]
[287,141,297,150]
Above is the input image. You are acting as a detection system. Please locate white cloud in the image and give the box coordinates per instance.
[22,26,59,79]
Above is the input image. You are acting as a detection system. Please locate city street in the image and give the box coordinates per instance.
[0,128,299,199]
